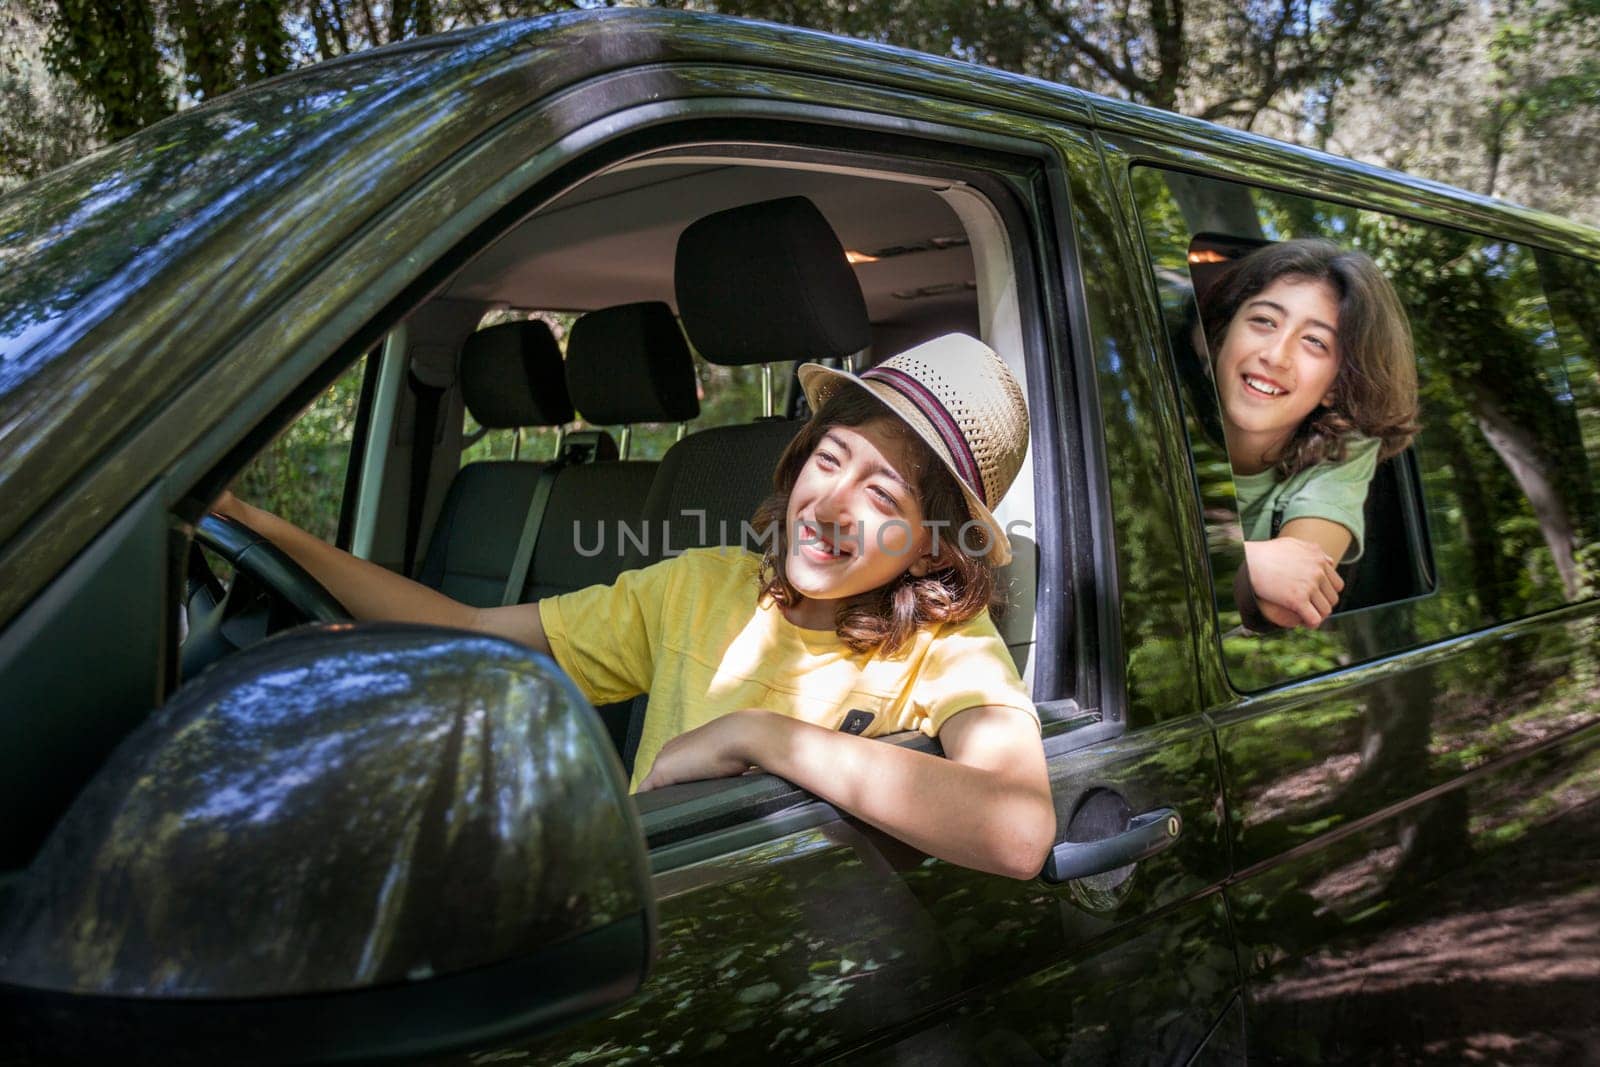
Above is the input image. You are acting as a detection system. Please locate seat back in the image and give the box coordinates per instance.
[626,197,871,570]
[615,197,872,772]
[416,320,573,606]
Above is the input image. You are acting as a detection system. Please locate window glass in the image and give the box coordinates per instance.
[1131,167,1600,690]
[235,354,367,543]
[1538,250,1600,594]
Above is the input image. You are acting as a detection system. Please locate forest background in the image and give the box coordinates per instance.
[5,0,1597,223]
[3,0,1598,539]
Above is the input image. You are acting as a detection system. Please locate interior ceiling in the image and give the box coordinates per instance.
[444,161,979,332]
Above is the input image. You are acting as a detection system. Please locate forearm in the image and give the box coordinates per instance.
[218,496,481,631]
[1233,561,1280,632]
[745,714,1055,880]
[1278,517,1353,565]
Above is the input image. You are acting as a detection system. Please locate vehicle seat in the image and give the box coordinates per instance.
[415,320,574,607]
[524,301,700,601]
[618,196,871,772]
[626,196,871,570]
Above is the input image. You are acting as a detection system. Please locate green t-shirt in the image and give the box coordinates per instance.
[1233,437,1380,562]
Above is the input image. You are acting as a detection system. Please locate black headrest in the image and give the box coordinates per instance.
[459,320,574,428]
[674,196,870,366]
[565,302,700,424]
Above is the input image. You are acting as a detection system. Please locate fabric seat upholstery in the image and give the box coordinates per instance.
[619,197,872,770]
[526,301,701,600]
[416,320,573,606]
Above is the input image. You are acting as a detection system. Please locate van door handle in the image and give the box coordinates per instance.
[1042,807,1182,883]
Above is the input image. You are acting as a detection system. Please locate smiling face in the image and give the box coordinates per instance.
[1213,275,1343,474]
[782,418,933,626]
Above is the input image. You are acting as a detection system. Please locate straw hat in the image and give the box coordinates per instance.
[796,333,1029,566]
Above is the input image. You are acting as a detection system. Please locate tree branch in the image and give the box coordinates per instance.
[1029,0,1155,100]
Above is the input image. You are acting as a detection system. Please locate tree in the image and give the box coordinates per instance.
[0,4,97,187]
[691,0,1460,131]
[37,0,172,140]
[8,0,585,158]
[1320,0,1600,227]
[1028,0,1458,128]
[168,0,294,103]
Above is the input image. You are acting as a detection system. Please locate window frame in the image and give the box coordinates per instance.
[492,125,1102,862]
[178,101,1111,865]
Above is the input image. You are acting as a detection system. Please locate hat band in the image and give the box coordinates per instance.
[862,365,986,506]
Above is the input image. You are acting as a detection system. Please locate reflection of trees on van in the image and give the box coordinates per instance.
[1538,250,1600,591]
[1377,231,1598,605]
[0,50,428,390]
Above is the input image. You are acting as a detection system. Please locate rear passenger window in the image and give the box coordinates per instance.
[1131,167,1600,690]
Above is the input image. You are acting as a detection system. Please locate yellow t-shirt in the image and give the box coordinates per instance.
[538,547,1036,791]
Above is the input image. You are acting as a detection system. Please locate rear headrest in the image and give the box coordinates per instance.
[565,302,700,424]
[674,196,870,366]
[459,320,574,428]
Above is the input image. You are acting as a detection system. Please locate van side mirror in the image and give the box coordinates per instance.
[0,625,652,1065]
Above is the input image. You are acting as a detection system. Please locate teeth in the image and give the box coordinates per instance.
[807,523,845,555]
[1245,375,1286,396]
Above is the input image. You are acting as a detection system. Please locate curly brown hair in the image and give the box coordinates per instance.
[1201,238,1420,478]
[751,387,999,657]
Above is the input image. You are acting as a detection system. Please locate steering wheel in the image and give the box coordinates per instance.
[181,512,352,680]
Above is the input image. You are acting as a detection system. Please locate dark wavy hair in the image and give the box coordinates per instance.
[1201,238,1420,478]
[751,386,998,657]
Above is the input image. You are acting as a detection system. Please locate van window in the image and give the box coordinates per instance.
[235,354,369,542]
[1131,166,1600,690]
[1539,250,1600,558]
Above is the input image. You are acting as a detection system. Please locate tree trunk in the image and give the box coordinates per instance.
[1475,395,1581,599]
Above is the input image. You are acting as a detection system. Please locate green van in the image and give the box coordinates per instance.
[2,10,1598,1064]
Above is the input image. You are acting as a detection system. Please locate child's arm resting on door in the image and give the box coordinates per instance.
[637,704,1055,880]
[1241,516,1351,629]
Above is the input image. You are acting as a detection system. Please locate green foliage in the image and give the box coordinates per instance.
[169,0,293,103]
[236,356,367,543]
[1488,0,1600,123]
[703,0,1459,124]
[0,15,97,187]
[41,0,172,139]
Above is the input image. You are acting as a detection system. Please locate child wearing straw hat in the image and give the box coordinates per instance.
[215,333,1056,880]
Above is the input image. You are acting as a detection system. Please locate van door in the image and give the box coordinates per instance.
[1112,140,1600,1063]
[461,44,1241,1065]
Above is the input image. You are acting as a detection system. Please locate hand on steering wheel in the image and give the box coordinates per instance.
[182,512,351,680]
